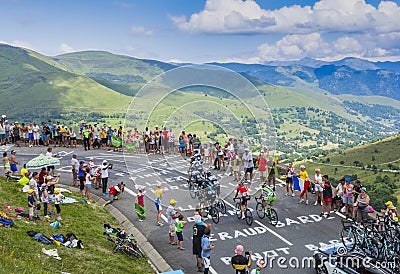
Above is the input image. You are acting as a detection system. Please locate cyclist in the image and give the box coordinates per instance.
[231,245,252,274]
[234,181,250,220]
[259,183,276,210]
[250,259,266,274]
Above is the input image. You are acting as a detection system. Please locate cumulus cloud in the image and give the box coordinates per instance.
[172,0,400,35]
[58,43,75,53]
[131,26,154,36]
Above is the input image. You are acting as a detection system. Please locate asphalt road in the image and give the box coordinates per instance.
[5,145,347,274]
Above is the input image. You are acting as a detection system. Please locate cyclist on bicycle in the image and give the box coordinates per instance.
[259,183,276,209]
[234,181,250,220]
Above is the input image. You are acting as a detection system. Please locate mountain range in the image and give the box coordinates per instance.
[0,43,399,159]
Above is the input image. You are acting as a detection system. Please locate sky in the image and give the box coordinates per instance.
[1,0,400,63]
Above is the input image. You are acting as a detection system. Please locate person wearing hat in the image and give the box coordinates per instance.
[46,173,61,217]
[154,182,164,226]
[297,165,311,205]
[27,189,36,221]
[231,245,252,274]
[166,199,181,245]
[101,160,113,196]
[381,201,399,222]
[354,187,370,225]
[54,188,64,220]
[201,227,215,274]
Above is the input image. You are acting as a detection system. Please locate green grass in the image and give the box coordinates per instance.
[0,179,154,274]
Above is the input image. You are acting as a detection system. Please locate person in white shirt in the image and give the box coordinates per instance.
[242,148,254,182]
[70,154,79,187]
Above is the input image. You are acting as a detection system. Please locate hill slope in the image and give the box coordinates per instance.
[0,44,130,123]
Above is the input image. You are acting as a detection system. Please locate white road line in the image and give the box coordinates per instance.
[209,266,218,274]
[254,220,293,246]
[124,186,137,197]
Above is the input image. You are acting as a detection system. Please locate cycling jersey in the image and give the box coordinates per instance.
[231,254,251,274]
[237,186,249,197]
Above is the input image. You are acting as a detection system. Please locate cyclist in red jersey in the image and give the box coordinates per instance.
[234,181,250,219]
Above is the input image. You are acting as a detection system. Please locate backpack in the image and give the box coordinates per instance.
[0,217,14,227]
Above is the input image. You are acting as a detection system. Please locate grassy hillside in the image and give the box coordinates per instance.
[0,44,130,125]
[0,179,153,273]
[298,134,400,209]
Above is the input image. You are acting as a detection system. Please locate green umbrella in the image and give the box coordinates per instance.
[26,153,60,169]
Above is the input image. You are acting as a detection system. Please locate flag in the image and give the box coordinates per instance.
[135,203,146,220]
[293,177,304,191]
[111,135,122,148]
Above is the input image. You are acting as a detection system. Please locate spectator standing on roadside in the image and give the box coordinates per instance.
[135,186,146,222]
[285,162,295,197]
[154,182,164,226]
[201,227,215,274]
[266,156,276,191]
[320,175,332,218]
[313,169,323,206]
[257,152,267,183]
[85,167,94,201]
[297,165,311,205]
[82,126,91,151]
[46,173,61,217]
[333,178,345,212]
[242,148,254,182]
[342,179,354,218]
[71,154,79,187]
[78,161,86,196]
[355,187,370,225]
[41,183,50,218]
[101,160,113,196]
[0,119,5,145]
[46,147,58,177]
[29,172,40,201]
[166,199,180,245]
[232,151,241,181]
[2,152,10,175]
[27,189,35,222]
[193,214,208,272]
[176,215,187,250]
[167,128,175,154]
[237,139,245,160]
[231,245,252,274]
[352,180,363,220]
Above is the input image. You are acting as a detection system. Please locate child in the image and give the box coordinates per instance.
[154,182,164,226]
[85,167,94,202]
[176,215,187,250]
[135,186,146,222]
[28,189,35,221]
[321,175,333,218]
[250,259,266,274]
[41,183,50,218]
[54,189,64,220]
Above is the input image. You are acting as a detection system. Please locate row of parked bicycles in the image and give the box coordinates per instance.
[186,153,278,226]
[341,214,400,264]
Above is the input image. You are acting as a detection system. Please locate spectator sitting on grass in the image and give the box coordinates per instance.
[103,182,125,206]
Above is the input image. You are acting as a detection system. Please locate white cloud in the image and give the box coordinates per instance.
[172,0,400,35]
[131,26,154,36]
[58,43,75,53]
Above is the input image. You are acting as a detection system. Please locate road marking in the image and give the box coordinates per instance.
[254,220,293,246]
[209,266,218,274]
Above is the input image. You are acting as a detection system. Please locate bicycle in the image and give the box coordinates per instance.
[112,235,145,259]
[199,201,220,224]
[233,197,253,226]
[255,197,278,226]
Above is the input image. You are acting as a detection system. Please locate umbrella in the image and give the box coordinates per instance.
[26,153,60,169]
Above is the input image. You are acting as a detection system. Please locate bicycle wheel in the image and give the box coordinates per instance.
[210,207,220,224]
[256,203,265,219]
[341,227,356,251]
[245,209,253,226]
[189,184,197,199]
[235,202,242,219]
[217,200,226,214]
[268,208,278,226]
[363,237,379,259]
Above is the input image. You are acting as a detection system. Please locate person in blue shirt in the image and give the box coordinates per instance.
[106,127,114,146]
[201,227,215,274]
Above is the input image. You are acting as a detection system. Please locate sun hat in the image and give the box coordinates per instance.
[27,189,34,194]
[46,175,53,181]
[234,245,244,255]
[169,199,176,205]
[194,214,202,223]
[102,160,108,165]
[244,148,249,151]
[89,157,94,161]
[361,187,367,192]
[300,165,305,169]
[315,168,320,172]
[385,201,393,207]
[156,182,162,187]
[388,204,396,210]
[54,189,60,194]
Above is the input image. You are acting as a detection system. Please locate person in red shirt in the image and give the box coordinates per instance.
[135,186,146,222]
[234,181,250,219]
[103,182,125,206]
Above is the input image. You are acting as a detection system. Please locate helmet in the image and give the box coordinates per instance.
[256,259,266,268]
[206,171,212,177]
